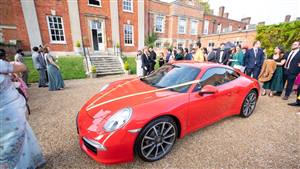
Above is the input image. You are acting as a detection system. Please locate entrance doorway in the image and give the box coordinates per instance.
[90,20,105,51]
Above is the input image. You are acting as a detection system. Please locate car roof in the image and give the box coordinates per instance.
[171,61,234,70]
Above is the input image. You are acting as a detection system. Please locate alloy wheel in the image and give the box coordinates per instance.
[242,91,257,117]
[140,121,176,161]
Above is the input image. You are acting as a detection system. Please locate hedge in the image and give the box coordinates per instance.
[256,21,300,57]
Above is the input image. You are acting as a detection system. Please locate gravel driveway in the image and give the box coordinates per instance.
[27,75,299,169]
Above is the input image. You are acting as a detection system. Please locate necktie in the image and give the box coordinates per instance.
[285,51,294,69]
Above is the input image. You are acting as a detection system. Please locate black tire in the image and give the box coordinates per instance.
[135,116,177,162]
[240,90,258,118]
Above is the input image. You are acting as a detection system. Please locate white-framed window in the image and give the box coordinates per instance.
[190,20,198,35]
[123,0,133,12]
[229,25,233,32]
[177,40,185,48]
[124,24,133,46]
[178,17,187,34]
[47,15,66,43]
[88,0,101,7]
[217,24,222,34]
[203,20,209,35]
[234,41,243,45]
[155,15,164,33]
[155,40,162,48]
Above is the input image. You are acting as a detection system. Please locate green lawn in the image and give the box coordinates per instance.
[126,56,159,75]
[24,56,86,83]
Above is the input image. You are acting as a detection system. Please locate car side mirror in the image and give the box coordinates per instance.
[199,85,218,96]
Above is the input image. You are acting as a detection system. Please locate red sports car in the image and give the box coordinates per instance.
[76,62,260,164]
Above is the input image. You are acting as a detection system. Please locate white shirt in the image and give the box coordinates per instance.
[285,48,299,69]
[219,51,224,63]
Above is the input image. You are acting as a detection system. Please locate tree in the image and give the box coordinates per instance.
[197,0,211,14]
[145,32,158,48]
[256,21,300,57]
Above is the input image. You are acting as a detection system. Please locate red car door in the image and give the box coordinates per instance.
[187,67,237,132]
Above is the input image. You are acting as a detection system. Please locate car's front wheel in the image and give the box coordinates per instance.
[240,90,258,117]
[135,116,177,162]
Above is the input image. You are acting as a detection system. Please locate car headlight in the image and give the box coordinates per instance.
[100,83,110,92]
[103,108,132,132]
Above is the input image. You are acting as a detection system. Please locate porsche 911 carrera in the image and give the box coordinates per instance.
[76,61,260,164]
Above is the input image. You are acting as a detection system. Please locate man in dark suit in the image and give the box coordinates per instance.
[216,43,229,65]
[283,41,300,101]
[244,41,265,79]
[207,46,217,62]
[148,47,157,72]
[141,47,150,76]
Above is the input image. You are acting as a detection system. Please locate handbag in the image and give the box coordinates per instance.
[294,73,300,85]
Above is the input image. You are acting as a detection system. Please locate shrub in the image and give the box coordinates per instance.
[256,21,300,56]
[75,40,81,48]
[124,61,129,71]
[145,32,158,47]
[90,65,97,73]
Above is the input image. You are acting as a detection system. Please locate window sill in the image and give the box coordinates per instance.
[50,41,67,45]
[88,4,102,8]
[154,31,164,34]
[178,32,186,35]
[124,44,134,47]
[123,10,134,13]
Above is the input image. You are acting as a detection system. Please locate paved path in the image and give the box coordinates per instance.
[27,75,299,169]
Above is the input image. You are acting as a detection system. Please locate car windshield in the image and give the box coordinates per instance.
[140,64,200,93]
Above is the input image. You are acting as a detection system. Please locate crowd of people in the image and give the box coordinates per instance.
[136,40,300,106]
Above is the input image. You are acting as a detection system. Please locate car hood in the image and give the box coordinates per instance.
[81,78,179,119]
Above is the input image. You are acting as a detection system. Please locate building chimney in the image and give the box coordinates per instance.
[284,15,291,22]
[210,9,214,15]
[219,6,224,17]
[258,22,265,25]
[223,12,229,18]
[241,17,251,24]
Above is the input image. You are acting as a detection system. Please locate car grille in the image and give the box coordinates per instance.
[83,138,97,154]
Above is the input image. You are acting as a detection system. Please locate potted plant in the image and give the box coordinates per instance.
[124,61,130,75]
[90,65,97,78]
[75,40,81,54]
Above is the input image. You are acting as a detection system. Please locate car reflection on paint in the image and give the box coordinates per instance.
[76,61,260,164]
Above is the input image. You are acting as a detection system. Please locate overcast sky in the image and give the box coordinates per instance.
[162,0,300,24]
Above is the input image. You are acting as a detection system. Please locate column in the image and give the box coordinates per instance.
[109,0,120,47]
[138,0,145,49]
[20,0,42,50]
[67,0,82,51]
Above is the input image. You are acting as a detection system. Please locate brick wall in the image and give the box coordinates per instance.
[118,0,139,52]
[34,0,73,52]
[77,0,112,51]
[0,0,30,51]
[203,14,247,34]
[201,30,257,48]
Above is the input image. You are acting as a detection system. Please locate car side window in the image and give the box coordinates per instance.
[193,67,239,92]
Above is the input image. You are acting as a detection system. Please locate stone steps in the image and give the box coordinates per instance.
[90,56,124,76]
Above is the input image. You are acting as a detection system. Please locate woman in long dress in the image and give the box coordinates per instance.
[136,50,143,77]
[0,49,45,169]
[261,46,286,97]
[43,47,65,91]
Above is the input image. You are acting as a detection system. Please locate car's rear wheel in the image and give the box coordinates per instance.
[135,116,177,162]
[240,90,257,117]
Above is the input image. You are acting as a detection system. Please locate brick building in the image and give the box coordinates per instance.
[0,0,251,55]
